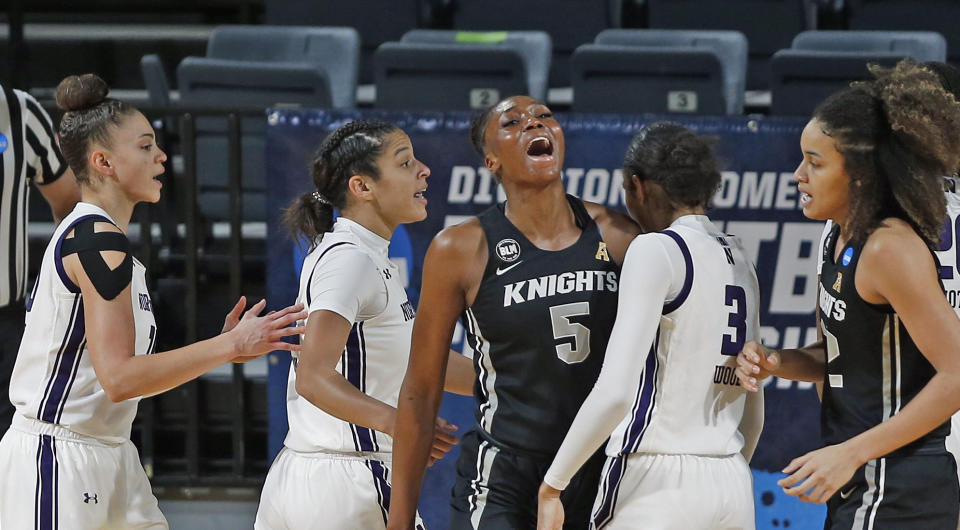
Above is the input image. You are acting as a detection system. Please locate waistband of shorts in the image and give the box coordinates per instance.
[10,414,123,447]
[282,446,392,462]
[472,426,555,460]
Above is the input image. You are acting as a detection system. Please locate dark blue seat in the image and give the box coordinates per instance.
[647,0,816,90]
[769,30,946,116]
[175,25,360,222]
[571,29,748,115]
[448,0,622,87]
[374,30,551,110]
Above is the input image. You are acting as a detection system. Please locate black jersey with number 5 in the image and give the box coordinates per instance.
[819,224,949,454]
[462,195,620,455]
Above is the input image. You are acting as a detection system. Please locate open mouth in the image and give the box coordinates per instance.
[799,191,811,206]
[526,137,554,159]
[414,187,427,201]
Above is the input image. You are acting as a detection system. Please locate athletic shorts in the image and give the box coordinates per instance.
[0,414,166,529]
[255,446,425,530]
[825,452,958,530]
[590,452,754,530]
[450,428,605,530]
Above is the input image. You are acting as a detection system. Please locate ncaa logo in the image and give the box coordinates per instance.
[495,239,521,262]
[841,247,854,266]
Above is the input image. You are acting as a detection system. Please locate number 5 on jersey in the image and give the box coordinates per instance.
[550,302,591,364]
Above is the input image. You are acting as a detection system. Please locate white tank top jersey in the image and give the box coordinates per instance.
[938,177,960,489]
[10,202,156,443]
[940,175,960,295]
[283,217,415,454]
[606,215,760,457]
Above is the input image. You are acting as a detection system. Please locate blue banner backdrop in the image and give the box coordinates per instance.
[265,109,826,529]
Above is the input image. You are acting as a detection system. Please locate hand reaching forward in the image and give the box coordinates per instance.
[428,417,459,467]
[735,340,780,392]
[224,299,306,360]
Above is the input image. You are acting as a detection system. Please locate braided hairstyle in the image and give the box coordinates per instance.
[55,74,136,185]
[283,119,400,247]
[813,59,960,249]
[623,121,721,210]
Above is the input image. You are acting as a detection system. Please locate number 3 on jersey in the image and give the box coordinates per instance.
[721,285,746,355]
[550,302,591,364]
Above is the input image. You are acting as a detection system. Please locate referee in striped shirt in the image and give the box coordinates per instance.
[0,83,79,434]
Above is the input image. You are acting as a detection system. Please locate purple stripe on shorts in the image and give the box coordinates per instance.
[591,455,627,529]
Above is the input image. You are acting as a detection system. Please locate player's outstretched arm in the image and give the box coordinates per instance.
[388,222,486,530]
[68,222,305,402]
[735,340,826,392]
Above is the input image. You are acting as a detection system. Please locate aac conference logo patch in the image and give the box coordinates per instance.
[496,238,521,262]
[0,132,7,154]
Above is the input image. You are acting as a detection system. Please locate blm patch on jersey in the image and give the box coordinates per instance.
[496,239,521,262]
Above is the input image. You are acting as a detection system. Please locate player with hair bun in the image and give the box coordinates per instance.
[0,73,306,529]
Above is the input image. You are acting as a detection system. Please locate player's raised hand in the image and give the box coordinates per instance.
[427,417,459,467]
[735,340,780,392]
[537,482,565,530]
[228,301,306,359]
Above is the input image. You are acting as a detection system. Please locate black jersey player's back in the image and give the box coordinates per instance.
[819,224,949,452]
[464,194,620,455]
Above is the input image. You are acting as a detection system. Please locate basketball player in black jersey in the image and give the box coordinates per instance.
[387,95,639,530]
[736,60,960,528]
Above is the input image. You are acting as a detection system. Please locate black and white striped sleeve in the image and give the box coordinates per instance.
[20,90,67,185]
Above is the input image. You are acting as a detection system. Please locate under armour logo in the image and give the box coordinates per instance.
[83,493,98,504]
[383,268,392,280]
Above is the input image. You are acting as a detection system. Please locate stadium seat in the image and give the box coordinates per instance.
[769,30,947,116]
[846,0,960,66]
[265,0,435,84]
[373,30,551,111]
[646,0,816,90]
[448,0,622,87]
[571,29,748,115]
[140,54,173,108]
[174,25,360,222]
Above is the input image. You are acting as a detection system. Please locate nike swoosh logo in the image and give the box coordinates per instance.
[839,486,857,500]
[496,261,523,276]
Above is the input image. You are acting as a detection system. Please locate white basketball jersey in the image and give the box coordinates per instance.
[606,215,760,457]
[284,218,414,454]
[10,202,156,443]
[938,178,960,488]
[939,176,960,293]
